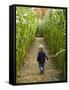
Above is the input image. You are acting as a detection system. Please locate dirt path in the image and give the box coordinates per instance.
[16,37,61,83]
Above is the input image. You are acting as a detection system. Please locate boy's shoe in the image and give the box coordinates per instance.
[40,67,44,74]
[41,71,44,74]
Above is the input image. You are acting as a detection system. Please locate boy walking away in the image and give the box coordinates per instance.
[37,44,48,74]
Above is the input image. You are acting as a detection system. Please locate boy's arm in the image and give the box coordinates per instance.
[46,55,48,60]
[44,53,48,60]
[37,53,39,62]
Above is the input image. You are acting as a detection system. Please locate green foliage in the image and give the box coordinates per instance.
[41,9,66,80]
[16,7,67,80]
[16,7,38,68]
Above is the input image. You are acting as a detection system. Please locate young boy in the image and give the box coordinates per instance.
[37,44,48,74]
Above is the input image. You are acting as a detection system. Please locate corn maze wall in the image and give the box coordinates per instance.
[16,6,67,81]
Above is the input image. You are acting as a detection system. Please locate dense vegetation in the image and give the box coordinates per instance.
[16,7,67,80]
[16,7,38,68]
[40,9,66,80]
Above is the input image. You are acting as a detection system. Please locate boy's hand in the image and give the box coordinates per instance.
[46,60,48,63]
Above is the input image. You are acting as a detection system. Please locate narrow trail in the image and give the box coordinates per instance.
[16,37,61,83]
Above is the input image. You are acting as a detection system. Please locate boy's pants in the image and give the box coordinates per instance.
[39,63,45,72]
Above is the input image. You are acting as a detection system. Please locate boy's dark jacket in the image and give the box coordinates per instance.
[37,51,48,63]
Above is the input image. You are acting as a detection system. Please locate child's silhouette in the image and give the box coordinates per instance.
[37,44,48,74]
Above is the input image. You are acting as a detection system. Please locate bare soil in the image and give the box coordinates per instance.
[16,37,61,84]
